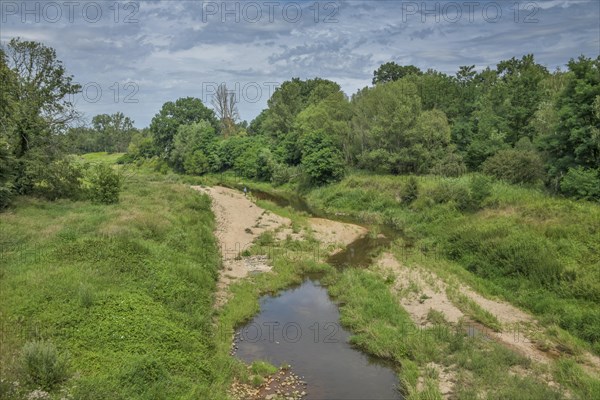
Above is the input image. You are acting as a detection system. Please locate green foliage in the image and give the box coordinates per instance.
[305,173,600,350]
[299,131,345,186]
[24,157,84,201]
[469,174,493,207]
[0,138,15,209]
[65,113,137,154]
[86,163,123,204]
[1,167,226,398]
[401,176,419,204]
[372,62,422,84]
[560,167,600,200]
[543,56,600,178]
[482,148,545,184]
[183,150,210,175]
[169,120,216,173]
[4,38,81,158]
[150,97,217,156]
[21,341,70,390]
[232,137,275,180]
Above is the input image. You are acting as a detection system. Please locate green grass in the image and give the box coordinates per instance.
[324,269,566,400]
[214,171,600,398]
[0,160,226,399]
[77,152,125,164]
[304,173,600,354]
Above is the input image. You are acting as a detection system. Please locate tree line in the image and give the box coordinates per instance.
[1,38,599,210]
[129,56,598,199]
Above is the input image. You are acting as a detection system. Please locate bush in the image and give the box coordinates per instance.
[560,167,600,201]
[27,158,84,201]
[0,139,15,209]
[256,148,276,181]
[357,149,397,174]
[21,341,70,390]
[301,146,345,186]
[429,181,473,211]
[183,150,209,175]
[87,163,123,204]
[401,176,419,204]
[430,151,467,177]
[469,175,493,208]
[482,148,545,184]
[0,185,12,209]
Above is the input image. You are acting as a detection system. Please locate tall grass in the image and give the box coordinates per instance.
[0,160,225,399]
[305,173,600,354]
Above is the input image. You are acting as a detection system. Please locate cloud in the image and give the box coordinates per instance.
[0,0,598,127]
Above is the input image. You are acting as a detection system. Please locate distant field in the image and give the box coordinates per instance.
[78,152,126,164]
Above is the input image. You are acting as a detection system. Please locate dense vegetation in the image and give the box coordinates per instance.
[1,37,599,399]
[120,57,599,202]
[0,159,230,399]
[303,174,600,353]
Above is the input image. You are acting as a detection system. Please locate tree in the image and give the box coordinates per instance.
[542,56,600,179]
[0,138,15,208]
[212,84,239,138]
[170,120,217,173]
[559,167,600,201]
[91,112,136,153]
[150,97,217,157]
[4,38,81,158]
[372,62,422,85]
[495,54,549,144]
[294,91,352,162]
[351,80,422,163]
[299,131,345,185]
[261,78,341,139]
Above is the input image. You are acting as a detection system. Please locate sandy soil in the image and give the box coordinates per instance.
[192,186,290,307]
[376,252,555,365]
[307,217,368,255]
[191,186,368,307]
[378,252,464,326]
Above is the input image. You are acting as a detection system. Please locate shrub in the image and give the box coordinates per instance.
[183,150,209,175]
[0,139,15,209]
[401,176,419,204]
[482,148,545,184]
[560,167,600,200]
[21,157,84,201]
[429,181,473,211]
[271,163,291,186]
[21,341,70,390]
[87,163,123,204]
[256,148,276,181]
[357,149,397,174]
[469,175,493,208]
[430,151,467,177]
[0,185,12,210]
[301,146,345,186]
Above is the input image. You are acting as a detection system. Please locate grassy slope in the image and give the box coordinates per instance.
[0,162,225,399]
[205,173,596,399]
[306,173,600,354]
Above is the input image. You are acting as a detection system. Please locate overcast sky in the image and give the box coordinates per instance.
[1,0,599,128]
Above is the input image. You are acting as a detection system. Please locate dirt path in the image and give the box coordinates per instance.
[377,252,555,363]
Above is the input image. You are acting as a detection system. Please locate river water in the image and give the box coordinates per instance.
[233,188,402,399]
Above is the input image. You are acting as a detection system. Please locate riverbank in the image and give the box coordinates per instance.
[204,172,600,399]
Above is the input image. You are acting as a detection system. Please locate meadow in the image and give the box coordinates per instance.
[0,159,228,399]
